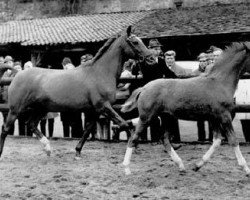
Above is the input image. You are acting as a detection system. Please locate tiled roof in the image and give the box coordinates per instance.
[0,3,249,46]
[134,3,250,38]
[0,11,151,46]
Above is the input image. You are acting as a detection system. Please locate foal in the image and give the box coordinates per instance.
[121,42,250,176]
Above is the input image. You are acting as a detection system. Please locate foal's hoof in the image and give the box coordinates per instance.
[44,145,52,156]
[179,169,186,175]
[172,143,182,150]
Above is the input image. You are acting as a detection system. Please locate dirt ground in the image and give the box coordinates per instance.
[1,130,250,200]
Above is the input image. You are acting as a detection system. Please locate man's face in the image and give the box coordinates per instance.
[14,65,22,71]
[207,53,215,64]
[151,46,162,57]
[6,60,14,67]
[165,55,175,67]
[199,58,207,70]
[213,50,222,61]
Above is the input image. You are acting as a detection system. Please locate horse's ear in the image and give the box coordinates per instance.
[126,26,132,37]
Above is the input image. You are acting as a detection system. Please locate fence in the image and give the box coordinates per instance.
[1,75,250,140]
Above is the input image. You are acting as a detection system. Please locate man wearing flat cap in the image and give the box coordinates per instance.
[132,39,180,146]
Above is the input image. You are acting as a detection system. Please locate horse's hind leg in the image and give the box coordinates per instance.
[0,110,17,158]
[160,115,185,172]
[26,111,51,156]
[193,120,223,171]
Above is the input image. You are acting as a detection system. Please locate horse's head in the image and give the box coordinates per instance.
[121,26,156,64]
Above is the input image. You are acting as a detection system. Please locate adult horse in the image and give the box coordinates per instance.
[121,42,250,176]
[0,26,155,159]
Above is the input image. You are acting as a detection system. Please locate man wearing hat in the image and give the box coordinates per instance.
[132,39,180,146]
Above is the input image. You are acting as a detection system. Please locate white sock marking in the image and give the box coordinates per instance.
[123,147,133,166]
[234,145,250,174]
[170,147,185,170]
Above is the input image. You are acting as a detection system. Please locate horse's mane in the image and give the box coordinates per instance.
[209,42,245,73]
[92,35,119,63]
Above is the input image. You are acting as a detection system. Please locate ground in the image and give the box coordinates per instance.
[0,118,250,200]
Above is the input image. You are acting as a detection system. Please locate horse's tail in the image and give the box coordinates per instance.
[121,87,143,113]
[0,64,17,80]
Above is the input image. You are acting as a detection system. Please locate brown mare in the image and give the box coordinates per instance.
[0,26,154,159]
[121,42,250,176]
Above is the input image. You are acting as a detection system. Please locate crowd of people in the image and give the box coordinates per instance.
[0,38,248,143]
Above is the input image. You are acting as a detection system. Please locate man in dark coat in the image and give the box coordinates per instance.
[132,39,180,145]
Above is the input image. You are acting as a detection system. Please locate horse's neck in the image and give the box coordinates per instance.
[210,52,245,95]
[93,38,124,81]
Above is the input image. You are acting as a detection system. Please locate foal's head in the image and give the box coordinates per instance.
[121,26,155,64]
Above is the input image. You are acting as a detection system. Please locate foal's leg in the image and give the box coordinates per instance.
[223,118,250,176]
[193,121,223,171]
[0,110,17,158]
[75,112,96,158]
[123,118,148,175]
[161,115,185,172]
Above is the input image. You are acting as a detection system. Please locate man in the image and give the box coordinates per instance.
[192,53,209,141]
[60,57,83,138]
[79,54,98,140]
[192,53,208,76]
[164,50,193,77]
[132,39,180,145]
[1,56,14,135]
[205,46,223,73]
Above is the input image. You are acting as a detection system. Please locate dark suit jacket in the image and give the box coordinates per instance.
[133,57,177,85]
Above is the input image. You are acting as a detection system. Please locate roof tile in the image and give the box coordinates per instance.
[0,11,151,46]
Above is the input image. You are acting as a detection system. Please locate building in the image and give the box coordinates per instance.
[0,1,249,67]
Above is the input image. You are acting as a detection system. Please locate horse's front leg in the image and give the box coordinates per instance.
[75,112,96,159]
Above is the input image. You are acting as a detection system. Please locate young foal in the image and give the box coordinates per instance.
[0,26,154,158]
[121,42,250,176]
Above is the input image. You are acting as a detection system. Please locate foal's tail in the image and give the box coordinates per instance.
[121,87,143,113]
[0,64,17,80]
